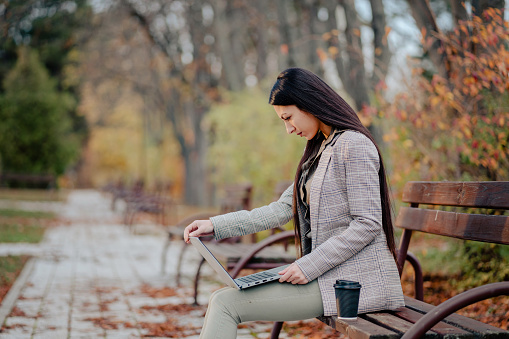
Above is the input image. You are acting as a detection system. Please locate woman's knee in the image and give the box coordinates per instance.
[209,287,234,306]
[207,288,241,323]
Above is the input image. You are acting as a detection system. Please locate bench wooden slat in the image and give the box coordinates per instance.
[362,312,438,337]
[395,207,509,245]
[402,181,509,209]
[220,183,253,212]
[403,296,509,337]
[391,307,473,337]
[320,316,400,339]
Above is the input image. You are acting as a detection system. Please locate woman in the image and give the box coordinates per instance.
[184,68,404,338]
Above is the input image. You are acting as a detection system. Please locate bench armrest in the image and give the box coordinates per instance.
[401,281,509,339]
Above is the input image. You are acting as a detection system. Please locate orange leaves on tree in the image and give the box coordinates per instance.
[316,48,328,63]
[367,10,509,183]
[280,44,289,55]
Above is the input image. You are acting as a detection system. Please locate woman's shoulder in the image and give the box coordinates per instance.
[335,130,374,147]
[331,130,378,161]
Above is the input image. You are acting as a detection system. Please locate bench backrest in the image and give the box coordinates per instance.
[272,180,293,202]
[219,183,253,214]
[216,183,253,243]
[395,181,509,245]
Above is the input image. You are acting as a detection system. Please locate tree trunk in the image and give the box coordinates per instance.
[341,0,370,110]
[406,0,449,79]
[370,0,391,86]
[300,0,322,75]
[126,0,213,205]
[277,0,297,69]
[324,1,346,82]
[212,0,245,90]
[451,0,469,23]
[254,0,269,81]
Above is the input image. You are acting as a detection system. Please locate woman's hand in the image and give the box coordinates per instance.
[278,262,309,284]
[183,220,214,243]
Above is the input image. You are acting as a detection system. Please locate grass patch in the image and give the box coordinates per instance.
[0,208,55,219]
[0,255,29,304]
[0,208,54,244]
[0,224,46,243]
[0,188,68,202]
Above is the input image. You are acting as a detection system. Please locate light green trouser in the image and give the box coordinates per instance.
[199,279,323,339]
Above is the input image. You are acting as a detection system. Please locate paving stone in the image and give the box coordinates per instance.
[70,311,102,323]
[70,318,102,332]
[105,333,140,339]
[69,331,106,339]
[33,315,68,329]
[0,331,32,339]
[132,312,167,323]
[13,299,40,318]
[32,328,68,339]
[4,316,36,329]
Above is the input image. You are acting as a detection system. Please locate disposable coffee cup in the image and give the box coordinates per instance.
[334,280,361,320]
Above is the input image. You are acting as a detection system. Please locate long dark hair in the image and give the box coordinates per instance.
[268,68,397,263]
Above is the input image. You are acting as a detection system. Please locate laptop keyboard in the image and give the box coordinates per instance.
[236,270,279,284]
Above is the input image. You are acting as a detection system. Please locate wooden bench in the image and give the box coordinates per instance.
[161,182,255,278]
[103,179,129,211]
[120,179,173,232]
[273,181,509,339]
[0,172,56,189]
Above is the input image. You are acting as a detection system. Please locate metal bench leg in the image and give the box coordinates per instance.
[405,251,424,301]
[271,321,284,339]
[129,210,136,233]
[193,257,206,306]
[161,235,171,275]
[176,241,189,286]
[124,205,137,233]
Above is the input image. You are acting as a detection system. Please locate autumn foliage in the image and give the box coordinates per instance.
[364,9,509,186]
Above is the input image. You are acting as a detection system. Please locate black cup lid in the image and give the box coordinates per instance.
[335,280,360,285]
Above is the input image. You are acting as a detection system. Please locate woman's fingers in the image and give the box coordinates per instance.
[183,221,197,243]
[183,220,214,243]
[278,266,289,275]
[278,263,308,284]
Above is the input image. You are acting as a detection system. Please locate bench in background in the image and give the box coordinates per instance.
[161,182,254,278]
[0,172,56,189]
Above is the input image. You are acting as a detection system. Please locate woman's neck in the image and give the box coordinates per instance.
[319,123,332,139]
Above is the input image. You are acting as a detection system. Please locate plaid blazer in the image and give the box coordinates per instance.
[211,131,404,316]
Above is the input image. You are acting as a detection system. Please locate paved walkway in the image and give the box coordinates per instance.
[0,190,279,338]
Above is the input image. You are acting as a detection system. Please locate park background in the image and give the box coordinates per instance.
[1,0,509,204]
[0,0,508,336]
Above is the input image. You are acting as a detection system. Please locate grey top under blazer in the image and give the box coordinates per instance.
[211,131,405,316]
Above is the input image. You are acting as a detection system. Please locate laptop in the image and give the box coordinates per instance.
[189,237,290,290]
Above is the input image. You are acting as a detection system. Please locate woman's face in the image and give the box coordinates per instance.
[273,105,329,140]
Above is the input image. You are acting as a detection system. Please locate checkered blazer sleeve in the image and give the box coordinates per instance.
[296,133,383,282]
[211,184,294,240]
